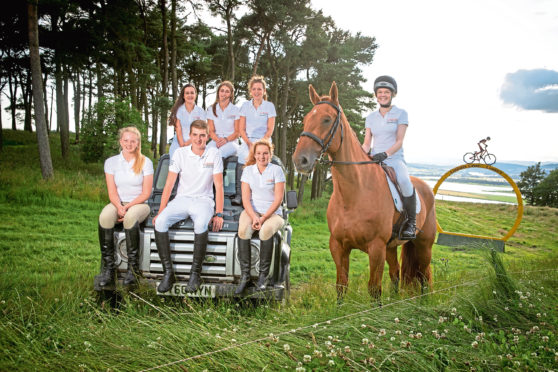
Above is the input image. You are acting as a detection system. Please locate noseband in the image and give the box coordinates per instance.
[300,100,379,166]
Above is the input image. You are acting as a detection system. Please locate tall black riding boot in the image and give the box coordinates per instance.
[234,238,252,295]
[155,230,175,293]
[97,224,116,287]
[231,163,244,205]
[185,230,208,293]
[255,237,274,291]
[123,222,141,286]
[401,189,417,240]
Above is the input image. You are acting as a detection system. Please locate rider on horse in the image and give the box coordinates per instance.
[361,76,416,239]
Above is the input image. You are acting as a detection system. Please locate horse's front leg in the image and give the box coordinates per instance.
[329,236,349,303]
[386,244,400,293]
[367,239,387,301]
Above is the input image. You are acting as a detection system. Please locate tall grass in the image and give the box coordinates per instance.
[1,129,557,370]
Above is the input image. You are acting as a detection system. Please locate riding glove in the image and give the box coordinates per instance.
[372,152,388,162]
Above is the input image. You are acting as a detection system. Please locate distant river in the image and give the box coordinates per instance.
[423,179,517,205]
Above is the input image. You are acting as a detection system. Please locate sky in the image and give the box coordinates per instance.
[312,0,558,164]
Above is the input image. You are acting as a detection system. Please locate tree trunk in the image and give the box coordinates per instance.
[28,1,53,179]
[48,85,54,131]
[279,68,291,164]
[57,62,69,157]
[23,71,33,132]
[0,95,3,151]
[159,0,169,157]
[8,69,18,130]
[150,89,158,154]
[226,5,235,82]
[297,175,307,206]
[73,71,81,142]
[170,0,177,101]
[96,62,103,100]
[42,70,49,131]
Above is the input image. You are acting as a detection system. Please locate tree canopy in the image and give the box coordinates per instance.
[1,0,378,190]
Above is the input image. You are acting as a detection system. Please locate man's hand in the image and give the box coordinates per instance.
[211,216,224,232]
[372,152,388,162]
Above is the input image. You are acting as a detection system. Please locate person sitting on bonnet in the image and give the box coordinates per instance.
[97,126,153,288]
[152,120,225,293]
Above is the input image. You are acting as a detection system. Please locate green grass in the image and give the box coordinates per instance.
[1,130,557,371]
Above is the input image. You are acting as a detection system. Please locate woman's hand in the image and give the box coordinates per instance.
[252,216,261,230]
[117,204,127,221]
[216,137,227,148]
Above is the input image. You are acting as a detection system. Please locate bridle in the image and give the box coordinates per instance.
[300,100,380,166]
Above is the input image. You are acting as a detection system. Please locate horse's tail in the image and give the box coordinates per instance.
[400,240,432,287]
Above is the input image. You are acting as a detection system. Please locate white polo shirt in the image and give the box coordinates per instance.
[241,163,285,216]
[365,105,408,159]
[169,145,223,200]
[206,103,240,138]
[104,153,154,203]
[176,104,206,142]
[239,99,276,139]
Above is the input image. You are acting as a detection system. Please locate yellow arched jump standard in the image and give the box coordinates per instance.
[433,163,523,242]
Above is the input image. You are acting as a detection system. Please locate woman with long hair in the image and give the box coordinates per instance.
[235,139,285,294]
[206,81,240,158]
[168,84,206,158]
[97,127,153,288]
[233,75,276,205]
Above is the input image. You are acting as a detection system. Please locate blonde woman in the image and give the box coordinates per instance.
[235,139,285,294]
[206,81,240,158]
[168,84,206,158]
[97,127,154,287]
[233,75,276,205]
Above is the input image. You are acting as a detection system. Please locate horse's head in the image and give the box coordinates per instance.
[292,82,343,175]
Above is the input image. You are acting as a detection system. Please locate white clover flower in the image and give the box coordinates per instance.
[303,355,311,363]
[361,323,367,328]
[313,350,323,358]
[84,341,92,348]
[395,330,402,335]
[362,338,369,345]
[471,341,478,348]
[505,306,509,311]
[231,338,237,343]
[328,360,335,366]
[283,344,291,352]
[506,354,513,360]
[328,335,333,340]
[394,317,400,323]
[312,323,318,328]
[513,336,519,343]
[378,329,386,336]
[295,366,305,372]
[415,332,422,339]
[542,336,549,343]
[344,346,351,353]
[390,337,395,341]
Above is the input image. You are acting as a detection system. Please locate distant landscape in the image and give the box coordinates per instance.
[408,162,558,204]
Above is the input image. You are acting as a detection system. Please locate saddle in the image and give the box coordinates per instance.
[379,163,421,242]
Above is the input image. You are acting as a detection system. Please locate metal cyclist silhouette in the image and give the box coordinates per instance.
[463,136,496,165]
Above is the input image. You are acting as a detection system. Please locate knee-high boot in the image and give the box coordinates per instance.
[401,189,417,240]
[155,230,175,293]
[231,163,243,205]
[185,230,208,293]
[255,237,274,291]
[234,238,251,295]
[123,222,141,286]
[97,224,116,287]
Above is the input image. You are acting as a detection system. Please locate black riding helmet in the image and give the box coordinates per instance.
[374,75,397,95]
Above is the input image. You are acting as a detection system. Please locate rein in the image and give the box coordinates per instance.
[300,100,380,166]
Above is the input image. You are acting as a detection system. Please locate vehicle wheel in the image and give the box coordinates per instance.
[483,153,496,165]
[463,152,475,164]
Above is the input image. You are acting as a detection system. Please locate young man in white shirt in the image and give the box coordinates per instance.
[152,120,225,293]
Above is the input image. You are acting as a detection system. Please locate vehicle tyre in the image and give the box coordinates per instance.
[483,153,496,165]
[463,152,475,164]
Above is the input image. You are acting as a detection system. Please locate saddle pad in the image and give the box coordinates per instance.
[385,173,421,214]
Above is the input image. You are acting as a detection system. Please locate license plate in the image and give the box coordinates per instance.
[157,283,216,297]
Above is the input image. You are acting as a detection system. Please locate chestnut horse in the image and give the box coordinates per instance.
[292,82,436,300]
